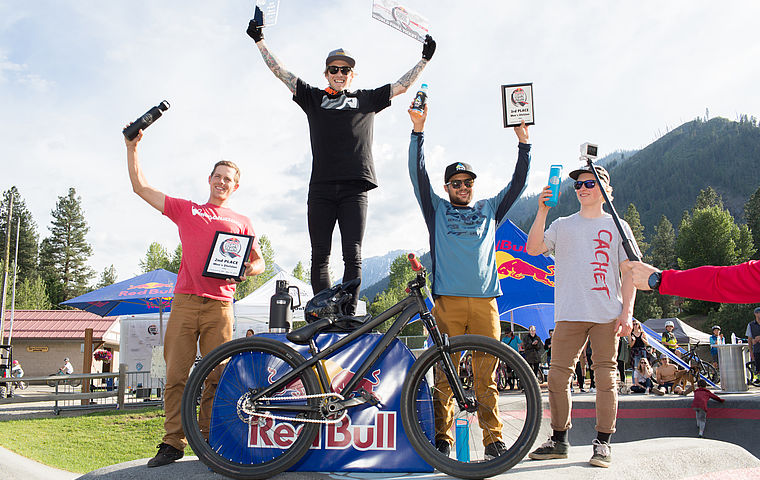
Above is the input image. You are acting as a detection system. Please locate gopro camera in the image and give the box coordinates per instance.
[580,142,598,159]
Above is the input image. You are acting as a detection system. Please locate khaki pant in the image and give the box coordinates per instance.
[431,295,502,446]
[548,320,619,434]
[162,293,233,450]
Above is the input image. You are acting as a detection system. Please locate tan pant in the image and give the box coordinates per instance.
[162,293,233,450]
[431,295,502,446]
[548,320,619,434]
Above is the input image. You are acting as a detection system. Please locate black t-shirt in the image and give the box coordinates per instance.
[293,79,392,190]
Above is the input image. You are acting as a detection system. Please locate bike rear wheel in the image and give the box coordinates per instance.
[700,361,719,384]
[400,335,541,479]
[181,337,322,480]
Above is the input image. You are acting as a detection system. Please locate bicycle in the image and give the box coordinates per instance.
[46,370,82,388]
[747,360,759,386]
[654,342,719,385]
[181,256,542,480]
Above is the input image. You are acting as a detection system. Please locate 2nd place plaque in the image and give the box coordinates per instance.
[203,231,254,280]
[502,83,535,127]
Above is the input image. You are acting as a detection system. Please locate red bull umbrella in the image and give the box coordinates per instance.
[61,268,177,340]
[495,220,556,339]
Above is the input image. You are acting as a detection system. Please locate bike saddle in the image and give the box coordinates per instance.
[287,314,371,345]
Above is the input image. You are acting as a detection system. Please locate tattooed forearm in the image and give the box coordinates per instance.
[391,59,428,98]
[257,41,298,94]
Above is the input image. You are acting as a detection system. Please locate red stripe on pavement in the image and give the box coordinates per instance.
[566,408,760,420]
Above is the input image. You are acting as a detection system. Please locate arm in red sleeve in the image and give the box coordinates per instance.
[659,260,760,303]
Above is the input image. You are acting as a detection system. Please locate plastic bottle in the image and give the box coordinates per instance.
[545,165,562,207]
[123,101,170,140]
[410,83,428,113]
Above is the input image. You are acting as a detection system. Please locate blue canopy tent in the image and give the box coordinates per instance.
[61,269,177,343]
[496,220,556,340]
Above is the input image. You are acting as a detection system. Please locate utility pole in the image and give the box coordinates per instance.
[0,194,13,344]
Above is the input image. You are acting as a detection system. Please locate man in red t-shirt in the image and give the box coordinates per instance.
[125,127,265,468]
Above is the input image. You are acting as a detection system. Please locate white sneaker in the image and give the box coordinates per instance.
[589,387,596,393]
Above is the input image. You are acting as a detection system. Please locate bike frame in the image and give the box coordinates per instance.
[248,272,472,415]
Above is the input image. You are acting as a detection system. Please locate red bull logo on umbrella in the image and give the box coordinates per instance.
[118,282,174,297]
[497,251,555,287]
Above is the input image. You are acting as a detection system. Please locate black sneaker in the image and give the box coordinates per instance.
[589,439,611,468]
[529,437,569,460]
[435,439,451,456]
[484,440,507,459]
[147,442,184,468]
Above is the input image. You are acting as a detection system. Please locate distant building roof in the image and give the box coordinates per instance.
[1,310,119,341]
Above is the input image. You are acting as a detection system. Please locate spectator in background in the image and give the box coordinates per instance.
[747,308,760,386]
[661,320,679,356]
[617,336,630,386]
[545,328,554,366]
[245,329,255,337]
[655,354,683,394]
[60,357,74,375]
[523,325,544,379]
[631,358,664,395]
[692,379,725,438]
[628,320,649,372]
[585,341,596,393]
[502,328,522,352]
[708,325,724,368]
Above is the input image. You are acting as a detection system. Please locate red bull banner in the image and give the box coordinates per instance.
[496,220,556,339]
[209,333,434,472]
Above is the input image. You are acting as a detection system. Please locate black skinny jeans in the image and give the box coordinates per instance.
[307,182,368,314]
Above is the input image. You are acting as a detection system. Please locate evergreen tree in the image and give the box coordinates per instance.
[0,187,39,284]
[234,234,276,300]
[648,215,677,269]
[96,265,118,289]
[14,275,52,310]
[168,244,182,273]
[694,186,723,210]
[624,203,649,255]
[139,242,171,273]
[744,186,760,259]
[292,260,310,283]
[368,254,424,334]
[38,188,94,304]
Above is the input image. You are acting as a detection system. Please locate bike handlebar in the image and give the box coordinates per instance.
[408,253,423,271]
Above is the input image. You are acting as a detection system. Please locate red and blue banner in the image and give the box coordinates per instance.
[496,220,555,339]
[209,333,434,472]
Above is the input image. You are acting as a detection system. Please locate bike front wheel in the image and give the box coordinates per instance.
[700,361,719,384]
[181,337,322,480]
[400,335,541,479]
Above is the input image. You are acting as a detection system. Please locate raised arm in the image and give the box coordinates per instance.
[525,187,552,256]
[390,35,436,98]
[247,8,299,95]
[125,129,165,213]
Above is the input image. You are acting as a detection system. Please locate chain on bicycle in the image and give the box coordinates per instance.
[236,390,347,425]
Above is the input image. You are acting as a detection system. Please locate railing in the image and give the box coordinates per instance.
[0,363,163,414]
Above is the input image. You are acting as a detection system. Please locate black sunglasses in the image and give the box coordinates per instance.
[574,180,597,190]
[446,179,474,189]
[327,65,353,75]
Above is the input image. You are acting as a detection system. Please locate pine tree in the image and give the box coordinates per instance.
[14,275,52,310]
[234,235,277,300]
[168,244,182,273]
[648,215,677,269]
[0,187,39,284]
[38,187,94,304]
[744,186,760,259]
[292,260,310,283]
[96,265,118,289]
[139,242,171,273]
[624,203,649,255]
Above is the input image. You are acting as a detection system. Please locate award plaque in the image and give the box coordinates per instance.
[501,83,535,127]
[202,231,254,280]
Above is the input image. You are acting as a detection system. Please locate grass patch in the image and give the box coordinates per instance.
[0,407,193,473]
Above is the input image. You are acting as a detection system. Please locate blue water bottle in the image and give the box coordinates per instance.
[410,83,428,113]
[545,164,562,207]
[455,418,470,461]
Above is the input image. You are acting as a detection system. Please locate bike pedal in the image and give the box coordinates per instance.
[357,388,381,407]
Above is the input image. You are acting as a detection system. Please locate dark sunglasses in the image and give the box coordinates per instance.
[327,65,352,75]
[446,179,474,189]
[574,179,597,190]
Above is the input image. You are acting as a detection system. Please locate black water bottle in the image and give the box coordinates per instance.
[269,280,301,333]
[123,100,170,140]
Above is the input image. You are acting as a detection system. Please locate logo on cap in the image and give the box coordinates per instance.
[456,163,466,171]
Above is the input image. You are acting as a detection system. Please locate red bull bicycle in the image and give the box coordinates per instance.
[181,255,541,479]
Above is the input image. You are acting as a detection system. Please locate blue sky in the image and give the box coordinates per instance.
[2,1,760,283]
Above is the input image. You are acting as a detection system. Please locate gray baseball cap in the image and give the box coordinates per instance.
[325,48,355,67]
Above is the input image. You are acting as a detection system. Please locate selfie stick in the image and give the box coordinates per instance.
[581,155,641,262]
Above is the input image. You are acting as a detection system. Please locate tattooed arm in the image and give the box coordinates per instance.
[390,59,428,99]
[256,40,299,95]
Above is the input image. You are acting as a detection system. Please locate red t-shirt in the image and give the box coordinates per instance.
[163,196,255,301]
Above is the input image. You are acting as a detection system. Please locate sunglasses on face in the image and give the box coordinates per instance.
[327,65,352,75]
[574,180,597,190]
[446,179,474,189]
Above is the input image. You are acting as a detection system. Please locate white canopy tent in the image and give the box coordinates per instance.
[233,271,367,337]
